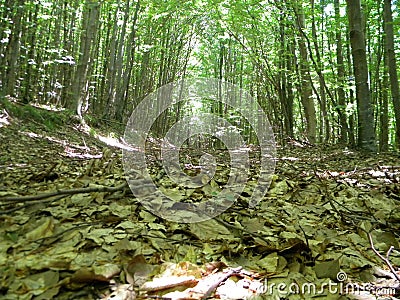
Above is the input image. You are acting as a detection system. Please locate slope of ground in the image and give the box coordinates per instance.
[1,103,400,300]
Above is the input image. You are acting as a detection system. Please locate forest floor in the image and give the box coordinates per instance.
[1,103,400,300]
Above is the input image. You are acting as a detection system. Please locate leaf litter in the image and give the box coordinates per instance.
[1,115,400,299]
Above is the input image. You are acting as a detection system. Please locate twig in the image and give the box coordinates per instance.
[367,232,400,282]
[200,267,242,299]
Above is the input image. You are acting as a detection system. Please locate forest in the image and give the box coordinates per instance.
[1,0,400,299]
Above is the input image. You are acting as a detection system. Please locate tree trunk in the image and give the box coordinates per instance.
[295,8,317,144]
[113,0,130,121]
[115,0,141,122]
[311,0,329,143]
[383,0,400,149]
[278,14,294,138]
[4,0,24,97]
[22,2,39,103]
[69,0,100,115]
[61,0,80,108]
[380,54,389,151]
[103,0,120,117]
[346,0,376,151]
[334,0,350,144]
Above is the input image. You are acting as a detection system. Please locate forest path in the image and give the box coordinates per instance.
[1,105,400,299]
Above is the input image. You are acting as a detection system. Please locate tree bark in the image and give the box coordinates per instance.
[380,54,389,151]
[383,0,400,149]
[69,0,100,115]
[295,7,317,144]
[4,0,24,97]
[346,0,376,151]
[311,0,329,143]
[334,0,350,144]
[278,14,294,138]
[115,0,141,122]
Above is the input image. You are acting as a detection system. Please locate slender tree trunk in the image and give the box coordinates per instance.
[380,54,389,151]
[0,0,13,80]
[295,7,317,144]
[113,0,130,121]
[116,0,141,122]
[286,40,295,138]
[311,0,329,142]
[346,0,376,151]
[278,15,294,138]
[334,0,350,144]
[4,0,24,97]
[69,0,100,114]
[372,32,385,150]
[103,0,120,117]
[22,2,39,103]
[383,0,400,149]
[61,0,79,108]
[345,28,357,146]
[46,3,62,105]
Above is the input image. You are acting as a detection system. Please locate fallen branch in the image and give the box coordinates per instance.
[0,195,68,215]
[0,182,128,203]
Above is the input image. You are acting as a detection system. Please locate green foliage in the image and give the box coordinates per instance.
[89,127,97,137]
[0,0,399,149]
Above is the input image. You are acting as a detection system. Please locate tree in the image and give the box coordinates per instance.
[346,0,376,151]
[3,0,24,97]
[69,0,100,115]
[1,0,399,151]
[334,0,351,145]
[294,2,317,144]
[383,0,400,149]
